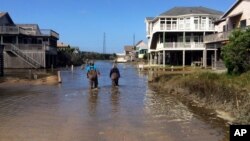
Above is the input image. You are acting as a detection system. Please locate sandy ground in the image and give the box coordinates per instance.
[0,75,59,86]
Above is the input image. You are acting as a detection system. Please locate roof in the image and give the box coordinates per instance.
[0,12,6,18]
[220,0,249,19]
[17,24,40,29]
[135,40,143,47]
[0,12,15,25]
[145,17,154,21]
[124,46,134,52]
[159,6,223,16]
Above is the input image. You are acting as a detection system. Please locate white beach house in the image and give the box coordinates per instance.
[145,7,223,67]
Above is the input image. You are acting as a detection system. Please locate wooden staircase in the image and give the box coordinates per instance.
[215,59,226,70]
[5,44,43,69]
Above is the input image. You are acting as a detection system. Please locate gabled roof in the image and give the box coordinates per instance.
[124,46,134,52]
[0,12,15,25]
[220,0,249,19]
[159,6,223,16]
[135,40,143,47]
[0,13,6,18]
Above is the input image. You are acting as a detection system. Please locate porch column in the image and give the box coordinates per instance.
[150,53,152,66]
[158,52,161,65]
[203,48,207,68]
[147,53,150,65]
[154,53,157,64]
[214,49,217,69]
[163,32,165,48]
[163,50,166,67]
[203,32,207,68]
[183,32,186,46]
[182,50,185,68]
[0,36,3,44]
[16,36,19,45]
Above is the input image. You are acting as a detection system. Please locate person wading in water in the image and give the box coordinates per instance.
[86,61,100,89]
[109,63,120,87]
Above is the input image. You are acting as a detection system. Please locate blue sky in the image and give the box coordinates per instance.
[1,0,235,53]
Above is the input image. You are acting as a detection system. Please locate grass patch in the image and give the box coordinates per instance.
[152,71,250,124]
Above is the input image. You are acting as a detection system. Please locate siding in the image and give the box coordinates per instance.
[4,51,45,69]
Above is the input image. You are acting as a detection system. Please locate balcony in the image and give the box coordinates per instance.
[0,26,20,34]
[151,22,215,33]
[0,26,59,39]
[203,31,231,43]
[157,42,205,50]
[40,29,59,39]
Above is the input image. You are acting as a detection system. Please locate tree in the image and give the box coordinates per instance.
[222,28,250,75]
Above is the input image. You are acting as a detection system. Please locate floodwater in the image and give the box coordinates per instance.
[0,61,229,141]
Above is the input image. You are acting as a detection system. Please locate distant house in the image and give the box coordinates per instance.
[115,53,127,63]
[135,40,148,59]
[57,42,70,51]
[124,45,135,61]
[204,0,250,69]
[145,7,223,67]
[0,12,59,69]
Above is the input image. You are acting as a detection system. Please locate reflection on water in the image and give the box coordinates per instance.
[145,89,193,123]
[0,61,228,141]
[88,89,99,116]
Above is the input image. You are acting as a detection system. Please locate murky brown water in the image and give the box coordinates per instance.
[0,61,229,141]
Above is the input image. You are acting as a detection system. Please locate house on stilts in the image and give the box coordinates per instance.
[145,7,223,68]
[0,12,59,69]
[204,0,250,69]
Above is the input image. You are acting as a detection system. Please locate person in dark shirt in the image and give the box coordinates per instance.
[109,63,120,86]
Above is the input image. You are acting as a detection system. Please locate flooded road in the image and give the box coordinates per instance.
[0,61,228,141]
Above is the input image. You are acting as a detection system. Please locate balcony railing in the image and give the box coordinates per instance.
[3,43,45,51]
[204,26,250,43]
[159,42,205,49]
[150,22,215,34]
[0,26,59,39]
[203,31,231,43]
[0,26,19,34]
[40,29,59,39]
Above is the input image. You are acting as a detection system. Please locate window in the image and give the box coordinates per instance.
[223,25,226,32]
[194,17,199,30]
[194,36,199,42]
[240,20,247,28]
[232,23,236,29]
[185,36,191,42]
[166,18,171,30]
[209,18,213,29]
[201,17,206,30]
[172,18,177,29]
[160,18,165,30]
[185,18,190,30]
[179,18,184,30]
